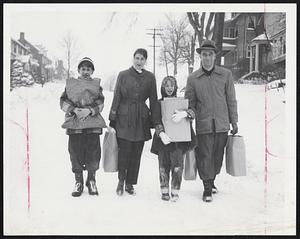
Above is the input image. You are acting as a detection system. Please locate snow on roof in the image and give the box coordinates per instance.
[30,58,39,66]
[222,42,236,51]
[251,34,270,42]
[15,54,31,63]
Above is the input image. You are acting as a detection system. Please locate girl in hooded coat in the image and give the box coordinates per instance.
[151,76,196,202]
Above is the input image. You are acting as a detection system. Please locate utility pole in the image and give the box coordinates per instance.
[146,28,163,76]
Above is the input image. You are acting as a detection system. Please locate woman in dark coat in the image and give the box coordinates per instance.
[109,48,159,196]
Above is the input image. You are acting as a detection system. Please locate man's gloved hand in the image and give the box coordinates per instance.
[159,132,171,145]
[230,123,238,135]
[171,110,187,123]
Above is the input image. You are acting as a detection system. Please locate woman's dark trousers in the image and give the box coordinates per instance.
[117,137,145,185]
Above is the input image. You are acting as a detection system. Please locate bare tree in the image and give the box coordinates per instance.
[186,12,215,70]
[180,31,196,74]
[60,31,80,80]
[212,13,225,65]
[159,15,192,76]
[187,12,215,47]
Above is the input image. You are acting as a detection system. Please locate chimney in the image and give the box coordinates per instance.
[20,32,25,41]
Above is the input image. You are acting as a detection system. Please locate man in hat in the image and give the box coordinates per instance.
[184,39,238,202]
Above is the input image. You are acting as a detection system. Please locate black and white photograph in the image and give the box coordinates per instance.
[3,3,296,235]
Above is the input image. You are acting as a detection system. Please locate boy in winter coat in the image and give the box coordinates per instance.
[60,57,106,197]
[151,76,196,202]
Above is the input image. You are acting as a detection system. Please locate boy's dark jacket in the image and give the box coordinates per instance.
[150,80,197,155]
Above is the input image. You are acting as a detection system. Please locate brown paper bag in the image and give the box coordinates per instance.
[225,135,246,176]
[183,149,197,180]
[102,130,118,172]
[160,97,191,142]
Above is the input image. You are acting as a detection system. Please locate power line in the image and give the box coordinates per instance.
[146,28,163,76]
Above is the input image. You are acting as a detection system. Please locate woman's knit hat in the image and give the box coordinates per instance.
[78,57,95,71]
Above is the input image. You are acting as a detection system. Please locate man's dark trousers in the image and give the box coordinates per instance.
[195,121,228,180]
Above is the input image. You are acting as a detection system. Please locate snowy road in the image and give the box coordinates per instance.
[4,82,295,235]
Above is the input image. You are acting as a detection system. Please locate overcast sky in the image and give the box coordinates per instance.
[5,3,280,87]
[7,5,193,84]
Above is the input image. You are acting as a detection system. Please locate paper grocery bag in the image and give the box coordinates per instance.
[160,97,191,142]
[102,129,118,172]
[183,149,197,180]
[225,135,246,176]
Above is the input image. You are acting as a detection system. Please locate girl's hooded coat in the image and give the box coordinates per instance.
[150,77,196,155]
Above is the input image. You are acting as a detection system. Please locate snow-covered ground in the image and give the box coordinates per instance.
[4,82,295,235]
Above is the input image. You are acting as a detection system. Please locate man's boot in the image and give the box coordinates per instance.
[86,171,98,195]
[202,180,213,202]
[125,183,136,195]
[212,180,218,194]
[72,172,84,197]
[116,180,124,196]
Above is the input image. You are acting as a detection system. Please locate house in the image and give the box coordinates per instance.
[258,13,286,80]
[219,13,265,79]
[11,38,30,60]
[214,12,286,81]
[11,38,39,73]
[18,32,53,84]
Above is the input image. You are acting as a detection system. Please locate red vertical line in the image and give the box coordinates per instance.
[26,106,30,212]
[263,3,267,210]
[263,5,268,235]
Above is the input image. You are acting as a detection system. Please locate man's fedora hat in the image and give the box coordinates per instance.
[196,39,219,54]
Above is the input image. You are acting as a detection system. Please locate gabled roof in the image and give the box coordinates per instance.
[20,38,52,63]
[251,33,268,41]
[20,38,42,53]
[11,38,28,50]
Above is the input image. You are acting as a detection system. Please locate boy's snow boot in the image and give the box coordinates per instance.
[170,193,179,202]
[116,180,124,196]
[202,180,213,202]
[72,172,84,197]
[212,180,218,194]
[161,193,170,201]
[125,183,136,195]
[86,171,98,195]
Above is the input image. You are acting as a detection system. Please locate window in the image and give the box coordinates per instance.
[234,50,238,62]
[247,16,256,29]
[272,35,286,59]
[224,27,236,38]
[231,13,238,18]
[246,45,251,58]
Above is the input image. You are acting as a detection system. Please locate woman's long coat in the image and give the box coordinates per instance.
[109,67,159,142]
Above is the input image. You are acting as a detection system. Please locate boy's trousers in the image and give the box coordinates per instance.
[158,148,184,195]
[117,137,145,185]
[195,131,228,180]
[68,133,101,173]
